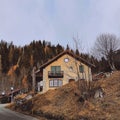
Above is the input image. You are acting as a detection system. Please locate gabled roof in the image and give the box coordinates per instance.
[35,50,95,73]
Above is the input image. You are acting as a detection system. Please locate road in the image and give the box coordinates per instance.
[0,104,38,120]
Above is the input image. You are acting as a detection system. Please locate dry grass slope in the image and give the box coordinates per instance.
[8,71,120,120]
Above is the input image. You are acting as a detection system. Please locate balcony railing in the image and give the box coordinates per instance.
[48,71,64,78]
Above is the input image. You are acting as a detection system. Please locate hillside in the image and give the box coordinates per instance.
[8,71,120,120]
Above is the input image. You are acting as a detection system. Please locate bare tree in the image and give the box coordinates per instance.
[73,34,84,53]
[72,35,84,89]
[65,36,95,100]
[93,33,120,71]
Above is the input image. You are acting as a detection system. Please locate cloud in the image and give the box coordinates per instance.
[0,0,56,46]
[0,0,120,52]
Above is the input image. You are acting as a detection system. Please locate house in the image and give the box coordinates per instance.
[34,50,95,93]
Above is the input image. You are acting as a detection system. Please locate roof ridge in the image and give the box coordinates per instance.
[36,50,95,73]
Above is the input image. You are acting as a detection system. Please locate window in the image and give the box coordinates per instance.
[49,79,63,87]
[69,66,73,71]
[58,80,63,86]
[54,79,58,87]
[50,80,54,87]
[51,66,61,72]
[64,58,69,63]
[79,65,84,73]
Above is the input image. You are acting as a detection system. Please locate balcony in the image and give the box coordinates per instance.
[48,71,64,78]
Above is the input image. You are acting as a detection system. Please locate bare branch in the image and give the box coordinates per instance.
[93,33,120,70]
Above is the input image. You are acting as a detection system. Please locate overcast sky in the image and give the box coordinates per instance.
[0,0,120,52]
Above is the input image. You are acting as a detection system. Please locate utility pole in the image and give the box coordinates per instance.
[32,66,36,115]
[32,67,36,93]
[0,55,2,93]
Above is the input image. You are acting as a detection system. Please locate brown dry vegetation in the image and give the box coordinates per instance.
[7,65,18,76]
[32,82,82,120]
[8,71,120,120]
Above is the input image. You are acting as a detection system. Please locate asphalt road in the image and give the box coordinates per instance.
[0,104,38,120]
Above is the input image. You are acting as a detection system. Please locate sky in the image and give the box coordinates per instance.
[0,0,120,52]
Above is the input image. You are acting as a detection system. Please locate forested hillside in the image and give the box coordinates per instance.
[0,40,65,92]
[0,40,64,73]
